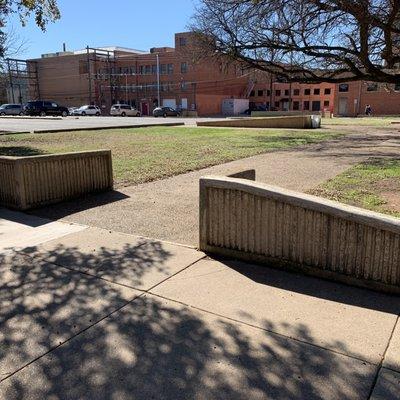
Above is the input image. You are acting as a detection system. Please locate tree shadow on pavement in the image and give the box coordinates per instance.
[0,244,385,400]
[27,190,130,221]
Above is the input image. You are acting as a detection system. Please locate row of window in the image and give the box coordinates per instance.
[97,62,188,77]
[264,100,329,111]
[100,81,189,92]
[251,88,332,97]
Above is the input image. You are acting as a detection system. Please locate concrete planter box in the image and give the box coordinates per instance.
[0,150,113,210]
[199,176,400,294]
[197,115,321,129]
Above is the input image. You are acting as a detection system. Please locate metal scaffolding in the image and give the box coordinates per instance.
[5,58,40,103]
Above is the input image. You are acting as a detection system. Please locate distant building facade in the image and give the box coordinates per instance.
[21,32,400,116]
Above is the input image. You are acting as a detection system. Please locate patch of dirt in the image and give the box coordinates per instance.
[373,178,400,213]
[380,191,400,213]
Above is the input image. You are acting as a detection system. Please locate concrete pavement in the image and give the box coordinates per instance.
[1,209,400,399]
[0,115,222,133]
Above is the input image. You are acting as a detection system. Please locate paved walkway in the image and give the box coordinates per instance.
[0,209,399,399]
[32,127,400,246]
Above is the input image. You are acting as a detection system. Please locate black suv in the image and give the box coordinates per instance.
[25,101,69,117]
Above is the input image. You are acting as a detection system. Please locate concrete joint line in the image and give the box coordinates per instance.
[367,313,400,399]
[1,252,206,382]
[147,291,377,367]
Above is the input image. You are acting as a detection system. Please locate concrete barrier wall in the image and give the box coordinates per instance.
[0,150,113,210]
[251,111,332,118]
[199,176,400,294]
[197,115,321,129]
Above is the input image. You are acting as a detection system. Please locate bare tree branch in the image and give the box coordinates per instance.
[191,0,400,84]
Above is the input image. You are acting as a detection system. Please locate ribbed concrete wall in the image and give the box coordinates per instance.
[199,177,400,294]
[0,150,113,210]
[197,115,321,129]
[0,158,19,207]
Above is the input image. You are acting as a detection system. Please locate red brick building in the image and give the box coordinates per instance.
[25,32,400,117]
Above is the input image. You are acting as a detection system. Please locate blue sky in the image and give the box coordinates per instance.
[6,0,198,59]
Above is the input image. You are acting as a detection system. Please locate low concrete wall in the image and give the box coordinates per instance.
[197,115,321,129]
[251,111,332,118]
[199,176,400,294]
[0,150,113,210]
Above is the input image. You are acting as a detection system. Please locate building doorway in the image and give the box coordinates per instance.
[312,101,321,111]
[338,97,348,116]
[141,102,149,116]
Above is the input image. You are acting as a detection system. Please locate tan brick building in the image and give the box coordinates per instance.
[25,32,400,117]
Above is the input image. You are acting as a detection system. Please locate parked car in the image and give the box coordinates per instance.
[24,101,69,117]
[68,107,78,115]
[73,105,101,116]
[0,104,24,116]
[243,105,267,115]
[110,104,141,117]
[153,107,180,118]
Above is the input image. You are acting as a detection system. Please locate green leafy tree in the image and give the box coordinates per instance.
[0,0,60,56]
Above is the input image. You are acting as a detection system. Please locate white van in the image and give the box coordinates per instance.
[110,104,141,117]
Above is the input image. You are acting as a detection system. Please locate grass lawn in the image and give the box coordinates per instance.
[325,116,400,127]
[309,158,400,217]
[0,126,342,186]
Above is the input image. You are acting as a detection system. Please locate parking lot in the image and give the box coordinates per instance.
[0,115,226,133]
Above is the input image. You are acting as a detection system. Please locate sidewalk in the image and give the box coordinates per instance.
[30,128,400,246]
[1,209,399,399]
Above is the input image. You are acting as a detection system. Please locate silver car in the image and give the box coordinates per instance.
[0,104,24,116]
[73,105,101,116]
[110,104,141,117]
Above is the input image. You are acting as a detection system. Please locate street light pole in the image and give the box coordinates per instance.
[125,74,128,104]
[156,53,161,107]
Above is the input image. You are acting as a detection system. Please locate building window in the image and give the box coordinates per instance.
[324,88,331,95]
[138,66,144,75]
[258,90,264,97]
[285,89,289,96]
[145,65,151,75]
[181,62,188,73]
[304,88,311,95]
[324,100,330,107]
[312,101,321,111]
[250,90,255,97]
[129,66,136,75]
[366,82,378,91]
[79,60,89,74]
[303,101,310,110]
[179,37,187,46]
[274,101,279,108]
[275,90,281,96]
[266,90,271,96]
[293,101,300,110]
[160,64,167,75]
[151,65,157,75]
[314,88,320,95]
[167,64,173,74]
[181,81,187,91]
[339,84,349,92]
[293,89,300,96]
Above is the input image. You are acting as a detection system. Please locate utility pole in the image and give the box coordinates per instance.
[87,46,92,105]
[125,74,128,104]
[156,53,161,107]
